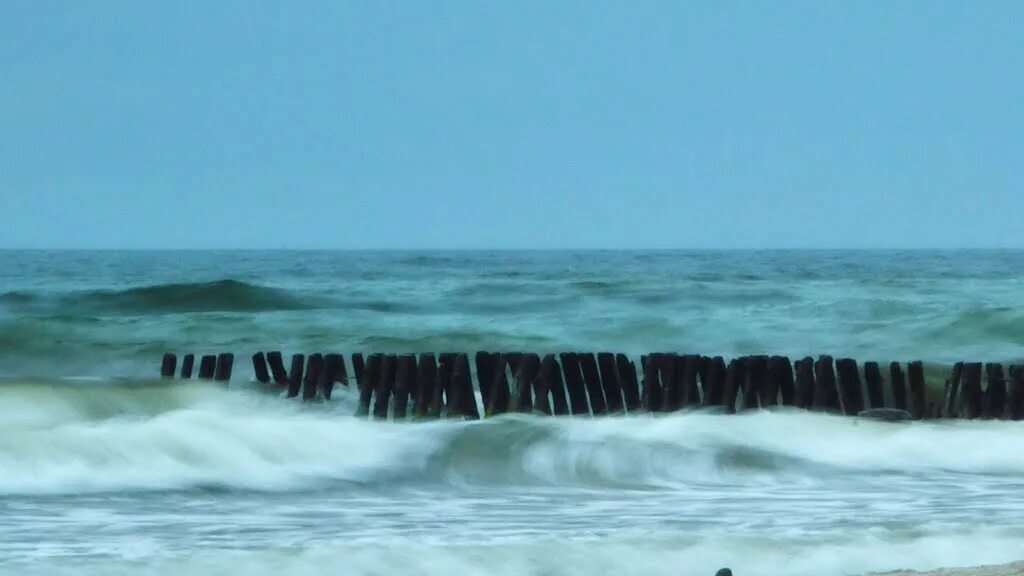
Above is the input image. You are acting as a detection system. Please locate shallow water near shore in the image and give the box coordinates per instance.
[1,250,1023,575]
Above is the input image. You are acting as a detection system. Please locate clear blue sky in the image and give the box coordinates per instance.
[1,1,1020,249]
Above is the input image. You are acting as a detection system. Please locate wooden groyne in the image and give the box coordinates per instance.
[158,351,1024,421]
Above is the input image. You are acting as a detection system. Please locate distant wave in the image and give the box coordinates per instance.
[0,279,321,315]
[2,380,1024,495]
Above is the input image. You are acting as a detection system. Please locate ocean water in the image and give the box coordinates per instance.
[2,250,1024,576]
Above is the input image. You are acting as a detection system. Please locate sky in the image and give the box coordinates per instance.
[0,1,1021,249]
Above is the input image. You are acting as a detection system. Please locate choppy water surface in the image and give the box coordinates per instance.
[1,250,1023,575]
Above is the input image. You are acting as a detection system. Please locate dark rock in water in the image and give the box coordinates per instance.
[858,407,912,422]
[715,569,733,576]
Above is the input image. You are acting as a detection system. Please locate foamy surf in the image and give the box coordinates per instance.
[3,380,1024,494]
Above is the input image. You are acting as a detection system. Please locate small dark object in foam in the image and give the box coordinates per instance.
[858,407,912,422]
[716,569,733,576]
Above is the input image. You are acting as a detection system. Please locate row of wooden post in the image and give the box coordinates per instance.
[160,351,1024,420]
[160,352,234,381]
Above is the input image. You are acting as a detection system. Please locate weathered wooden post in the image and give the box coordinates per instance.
[451,353,479,419]
[213,353,234,382]
[198,355,217,380]
[741,356,766,410]
[835,358,864,415]
[560,353,591,416]
[579,353,608,415]
[959,362,983,418]
[287,354,305,398]
[616,354,641,411]
[663,354,684,411]
[321,353,346,400]
[889,362,907,411]
[505,353,523,377]
[302,353,324,401]
[813,356,840,413]
[794,357,815,409]
[863,362,884,409]
[266,351,288,385]
[414,353,438,418]
[545,354,570,415]
[775,356,795,406]
[487,355,511,417]
[515,353,540,413]
[393,354,416,419]
[475,352,497,409]
[641,353,666,412]
[907,360,927,419]
[1008,366,1024,420]
[534,354,558,415]
[679,355,701,408]
[433,353,454,418]
[598,352,625,413]
[760,356,781,408]
[721,358,744,413]
[984,363,1007,419]
[943,362,963,418]
[160,353,177,378]
[372,355,397,419]
[252,352,270,384]
[180,353,195,379]
[703,356,727,407]
[356,354,381,417]
[352,353,366,391]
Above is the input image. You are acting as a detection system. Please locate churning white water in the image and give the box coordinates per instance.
[1,380,1023,575]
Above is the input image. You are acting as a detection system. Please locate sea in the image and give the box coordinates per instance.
[1,250,1023,576]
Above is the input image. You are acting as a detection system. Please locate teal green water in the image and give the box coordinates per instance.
[1,250,1023,576]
